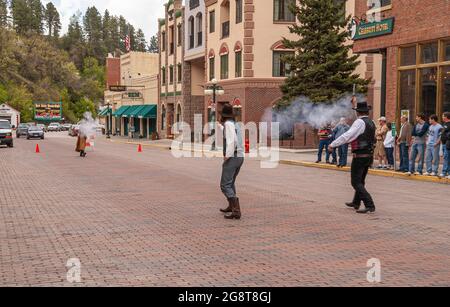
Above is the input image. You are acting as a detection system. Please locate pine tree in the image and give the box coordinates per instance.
[109,16,120,54]
[10,0,30,34]
[118,16,128,52]
[148,35,159,53]
[29,0,44,34]
[135,28,147,52]
[44,2,61,38]
[280,0,369,105]
[83,6,105,63]
[0,0,8,28]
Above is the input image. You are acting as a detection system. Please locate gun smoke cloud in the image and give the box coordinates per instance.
[265,94,366,134]
[78,112,98,137]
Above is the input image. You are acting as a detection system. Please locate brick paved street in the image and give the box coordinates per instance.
[0,133,449,286]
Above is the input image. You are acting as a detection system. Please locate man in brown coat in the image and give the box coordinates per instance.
[397,115,412,172]
[76,135,87,157]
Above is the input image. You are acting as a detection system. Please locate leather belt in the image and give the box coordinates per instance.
[353,154,373,158]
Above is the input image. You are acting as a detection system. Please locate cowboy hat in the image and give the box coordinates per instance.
[220,103,235,119]
[353,101,372,113]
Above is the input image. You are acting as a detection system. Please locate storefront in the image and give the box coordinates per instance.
[0,104,20,127]
[111,105,157,138]
[352,0,450,122]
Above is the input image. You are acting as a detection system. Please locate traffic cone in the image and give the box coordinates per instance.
[245,139,250,154]
[138,144,143,153]
[35,144,40,153]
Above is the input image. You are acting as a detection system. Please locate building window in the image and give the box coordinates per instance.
[177,24,182,46]
[235,51,242,78]
[188,17,195,49]
[399,70,416,121]
[161,32,166,52]
[273,51,293,77]
[221,1,230,39]
[274,0,295,22]
[222,21,230,39]
[196,13,203,47]
[209,10,215,33]
[445,41,450,61]
[169,26,175,55]
[161,106,166,130]
[190,0,200,10]
[177,63,182,83]
[369,0,391,9]
[209,57,215,81]
[176,104,182,123]
[220,54,229,79]
[169,66,174,84]
[236,0,243,24]
[421,42,438,64]
[161,67,166,85]
[398,40,450,121]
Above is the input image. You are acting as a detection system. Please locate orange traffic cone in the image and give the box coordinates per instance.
[35,144,40,153]
[245,139,250,154]
[138,144,143,153]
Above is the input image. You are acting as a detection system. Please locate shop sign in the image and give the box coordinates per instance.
[34,102,62,121]
[109,85,127,92]
[351,17,395,40]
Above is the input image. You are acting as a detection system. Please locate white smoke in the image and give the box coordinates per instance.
[265,94,366,134]
[78,112,98,137]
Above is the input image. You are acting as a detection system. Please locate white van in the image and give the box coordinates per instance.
[0,119,13,148]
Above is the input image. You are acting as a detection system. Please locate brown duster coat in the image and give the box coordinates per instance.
[75,136,87,152]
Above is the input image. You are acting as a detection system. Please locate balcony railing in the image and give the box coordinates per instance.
[221,21,230,39]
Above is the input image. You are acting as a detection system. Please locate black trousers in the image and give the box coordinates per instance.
[351,157,375,209]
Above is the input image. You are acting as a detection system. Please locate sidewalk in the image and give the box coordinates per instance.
[106,136,450,185]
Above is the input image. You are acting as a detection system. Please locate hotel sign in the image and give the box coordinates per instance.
[351,18,395,40]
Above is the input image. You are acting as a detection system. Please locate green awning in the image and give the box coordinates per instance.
[138,105,157,119]
[128,105,147,118]
[113,105,131,117]
[98,108,112,117]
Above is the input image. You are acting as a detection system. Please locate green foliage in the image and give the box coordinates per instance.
[73,97,96,120]
[280,0,369,106]
[148,35,159,53]
[44,2,61,38]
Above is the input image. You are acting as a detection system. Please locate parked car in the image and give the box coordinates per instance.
[37,124,47,132]
[69,125,80,137]
[61,123,72,131]
[16,123,30,138]
[0,119,13,148]
[47,122,62,132]
[26,126,45,140]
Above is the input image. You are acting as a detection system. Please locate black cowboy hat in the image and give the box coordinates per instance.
[220,103,235,119]
[353,101,372,113]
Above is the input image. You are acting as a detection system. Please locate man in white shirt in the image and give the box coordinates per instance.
[328,101,376,214]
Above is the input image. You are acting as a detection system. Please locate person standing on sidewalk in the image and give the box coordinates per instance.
[374,117,388,169]
[384,123,395,170]
[439,112,450,179]
[407,114,429,175]
[396,116,412,172]
[333,118,350,167]
[424,115,443,176]
[219,103,245,220]
[329,101,376,214]
[316,125,333,164]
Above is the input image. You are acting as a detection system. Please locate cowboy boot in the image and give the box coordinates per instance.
[225,198,241,220]
[220,198,233,213]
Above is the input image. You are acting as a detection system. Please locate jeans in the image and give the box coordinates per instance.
[409,143,425,174]
[317,139,330,162]
[220,157,244,199]
[426,145,440,174]
[399,143,410,171]
[385,147,394,166]
[351,157,375,209]
[338,145,348,166]
[442,146,449,176]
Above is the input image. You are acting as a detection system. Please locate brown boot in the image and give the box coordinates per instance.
[225,198,241,220]
[220,198,233,213]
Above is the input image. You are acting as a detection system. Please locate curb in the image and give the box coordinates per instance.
[107,139,449,185]
[279,160,450,185]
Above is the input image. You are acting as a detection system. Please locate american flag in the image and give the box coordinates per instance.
[125,35,131,52]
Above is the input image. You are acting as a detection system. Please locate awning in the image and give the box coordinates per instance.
[98,108,112,117]
[113,105,131,117]
[128,105,147,118]
[138,105,157,119]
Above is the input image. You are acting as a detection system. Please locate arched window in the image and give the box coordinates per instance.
[196,13,203,46]
[176,104,182,124]
[188,17,195,49]
[271,41,294,77]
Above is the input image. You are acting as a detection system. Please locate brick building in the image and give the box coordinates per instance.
[352,0,450,123]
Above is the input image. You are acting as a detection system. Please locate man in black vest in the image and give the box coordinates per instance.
[328,101,376,214]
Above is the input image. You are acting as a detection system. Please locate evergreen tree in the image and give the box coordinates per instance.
[118,15,128,52]
[44,2,61,38]
[148,35,159,53]
[102,9,112,51]
[0,0,8,28]
[109,16,120,54]
[29,0,44,34]
[280,0,368,105]
[62,13,86,69]
[128,24,136,51]
[135,28,147,52]
[83,6,105,62]
[10,0,30,34]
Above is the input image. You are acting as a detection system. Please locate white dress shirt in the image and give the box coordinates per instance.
[330,116,369,148]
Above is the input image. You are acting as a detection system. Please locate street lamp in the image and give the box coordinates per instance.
[105,100,111,139]
[204,79,225,151]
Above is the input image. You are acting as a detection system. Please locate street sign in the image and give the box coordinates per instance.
[109,85,127,92]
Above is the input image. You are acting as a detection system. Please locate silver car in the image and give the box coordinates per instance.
[26,126,45,140]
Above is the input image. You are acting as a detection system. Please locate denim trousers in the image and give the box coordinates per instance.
[409,143,425,174]
[426,145,440,174]
[318,139,330,162]
[399,143,410,171]
[220,157,244,200]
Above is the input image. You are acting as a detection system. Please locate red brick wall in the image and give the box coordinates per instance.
[106,58,121,88]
